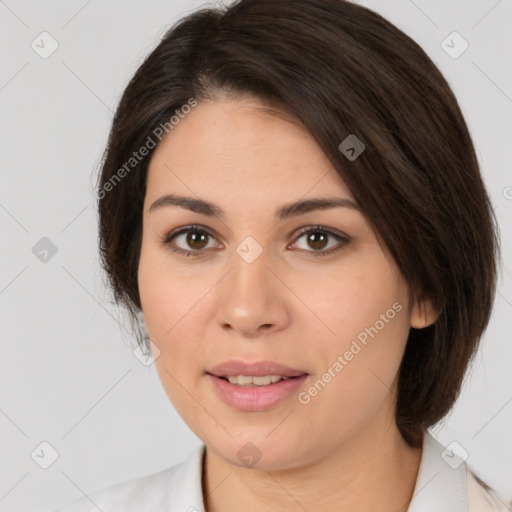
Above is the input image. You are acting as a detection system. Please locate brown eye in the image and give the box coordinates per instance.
[304,231,329,251]
[163,225,219,256]
[183,229,209,250]
[291,226,350,257]
[162,224,350,259]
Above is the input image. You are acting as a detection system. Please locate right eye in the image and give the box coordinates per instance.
[161,225,221,257]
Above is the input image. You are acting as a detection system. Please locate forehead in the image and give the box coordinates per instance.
[146,97,354,205]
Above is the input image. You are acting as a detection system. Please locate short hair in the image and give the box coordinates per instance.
[96,0,500,447]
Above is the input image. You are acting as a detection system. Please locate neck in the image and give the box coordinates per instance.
[202,418,423,512]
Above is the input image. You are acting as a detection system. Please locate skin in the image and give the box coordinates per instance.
[137,96,439,512]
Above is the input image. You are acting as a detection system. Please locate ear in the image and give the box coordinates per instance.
[410,295,441,329]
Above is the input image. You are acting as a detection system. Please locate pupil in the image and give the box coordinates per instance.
[308,231,327,250]
[187,231,208,250]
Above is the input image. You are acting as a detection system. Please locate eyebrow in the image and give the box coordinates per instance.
[149,194,361,221]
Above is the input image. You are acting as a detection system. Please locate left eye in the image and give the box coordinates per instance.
[162,225,350,257]
[290,226,350,256]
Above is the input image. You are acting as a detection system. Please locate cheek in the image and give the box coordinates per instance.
[300,309,409,443]
[139,261,205,418]
[138,243,193,341]
[301,259,410,415]
[138,247,209,385]
[309,258,409,349]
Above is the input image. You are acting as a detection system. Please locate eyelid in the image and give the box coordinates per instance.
[291,224,350,244]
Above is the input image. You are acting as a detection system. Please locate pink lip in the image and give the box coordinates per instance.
[206,359,309,412]
[207,359,307,378]
[207,373,309,411]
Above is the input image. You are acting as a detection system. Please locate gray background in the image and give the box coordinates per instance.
[0,0,511,510]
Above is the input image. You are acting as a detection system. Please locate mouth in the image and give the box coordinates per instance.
[212,374,305,387]
[207,359,308,379]
[206,360,309,411]
[207,373,309,411]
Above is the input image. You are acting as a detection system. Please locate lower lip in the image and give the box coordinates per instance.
[207,374,308,411]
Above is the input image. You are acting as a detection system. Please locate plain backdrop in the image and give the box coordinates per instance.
[0,0,511,510]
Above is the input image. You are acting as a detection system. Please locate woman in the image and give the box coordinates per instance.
[54,0,510,510]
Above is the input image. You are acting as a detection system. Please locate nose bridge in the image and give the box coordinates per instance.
[229,239,276,305]
[216,238,290,335]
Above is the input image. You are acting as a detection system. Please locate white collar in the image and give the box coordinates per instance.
[407,431,467,511]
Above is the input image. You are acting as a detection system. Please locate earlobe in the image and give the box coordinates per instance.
[410,296,440,329]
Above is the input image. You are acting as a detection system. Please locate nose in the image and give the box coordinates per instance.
[215,246,291,338]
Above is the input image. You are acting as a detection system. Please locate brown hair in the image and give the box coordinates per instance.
[96,0,499,447]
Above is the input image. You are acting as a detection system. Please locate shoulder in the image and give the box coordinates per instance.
[467,470,512,512]
[51,444,206,512]
[409,432,511,512]
[52,465,178,512]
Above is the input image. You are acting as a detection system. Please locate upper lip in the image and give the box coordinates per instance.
[207,359,308,378]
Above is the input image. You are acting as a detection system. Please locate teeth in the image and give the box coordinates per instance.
[225,375,291,386]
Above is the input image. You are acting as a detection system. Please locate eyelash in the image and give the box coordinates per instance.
[161,224,350,259]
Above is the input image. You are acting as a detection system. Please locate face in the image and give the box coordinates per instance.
[138,96,427,470]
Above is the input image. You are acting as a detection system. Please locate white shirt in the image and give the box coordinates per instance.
[53,431,511,511]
